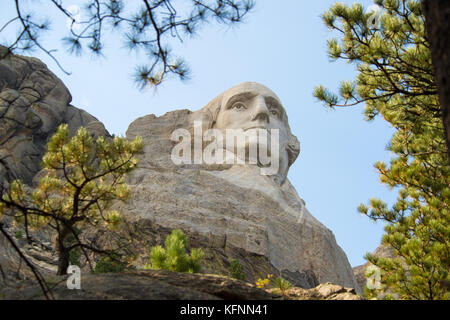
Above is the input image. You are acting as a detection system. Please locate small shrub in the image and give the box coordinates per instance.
[14,230,23,240]
[229,259,246,281]
[69,247,81,266]
[94,254,126,273]
[67,227,81,266]
[146,229,204,273]
[255,274,292,295]
[272,276,292,295]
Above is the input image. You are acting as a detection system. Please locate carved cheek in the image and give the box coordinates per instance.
[218,112,235,129]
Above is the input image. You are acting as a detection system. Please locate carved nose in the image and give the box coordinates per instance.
[251,97,270,123]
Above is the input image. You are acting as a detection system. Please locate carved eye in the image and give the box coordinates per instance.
[269,108,279,117]
[232,102,247,111]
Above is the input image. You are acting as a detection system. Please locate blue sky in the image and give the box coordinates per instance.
[1,0,397,267]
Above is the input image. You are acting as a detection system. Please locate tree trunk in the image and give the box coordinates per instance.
[56,247,70,276]
[422,0,450,158]
[55,228,70,275]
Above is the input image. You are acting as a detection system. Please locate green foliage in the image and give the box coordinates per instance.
[94,254,126,274]
[317,1,450,300]
[67,226,82,266]
[14,230,23,240]
[272,276,293,295]
[146,229,204,274]
[229,259,246,280]
[0,124,144,275]
[69,247,81,267]
[254,274,292,295]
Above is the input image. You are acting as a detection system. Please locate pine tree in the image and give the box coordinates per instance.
[146,229,204,273]
[314,0,449,300]
[0,124,144,275]
[0,0,254,88]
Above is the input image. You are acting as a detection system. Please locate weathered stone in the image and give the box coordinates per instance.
[0,223,57,285]
[0,51,109,185]
[275,282,362,300]
[0,269,361,300]
[0,270,279,300]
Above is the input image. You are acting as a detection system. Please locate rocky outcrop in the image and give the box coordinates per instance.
[275,282,362,300]
[0,227,57,287]
[0,48,108,185]
[0,269,361,300]
[93,218,319,288]
[352,244,396,292]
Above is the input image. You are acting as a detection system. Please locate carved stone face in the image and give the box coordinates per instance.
[215,82,287,132]
[213,82,293,182]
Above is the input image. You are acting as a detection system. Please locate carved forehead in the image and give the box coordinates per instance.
[221,82,282,106]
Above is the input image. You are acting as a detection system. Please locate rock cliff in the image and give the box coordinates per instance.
[0,48,108,185]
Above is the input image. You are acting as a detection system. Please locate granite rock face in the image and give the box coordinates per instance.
[117,92,361,292]
[0,49,108,185]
